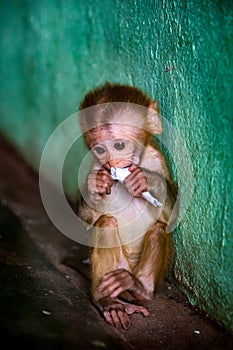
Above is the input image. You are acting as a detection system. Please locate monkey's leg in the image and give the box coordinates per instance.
[90,214,130,299]
[134,221,172,299]
[90,214,149,329]
[96,222,172,303]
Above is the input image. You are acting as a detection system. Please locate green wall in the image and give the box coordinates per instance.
[0,0,233,334]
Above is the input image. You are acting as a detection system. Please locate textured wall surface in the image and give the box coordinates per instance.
[0,0,232,333]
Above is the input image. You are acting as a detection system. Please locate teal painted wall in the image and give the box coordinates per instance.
[0,0,232,334]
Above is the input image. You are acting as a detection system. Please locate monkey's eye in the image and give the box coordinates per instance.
[114,142,125,151]
[93,146,106,155]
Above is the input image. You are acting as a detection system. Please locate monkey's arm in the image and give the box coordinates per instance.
[145,168,178,227]
[76,189,98,226]
[145,168,177,204]
[120,164,177,219]
[76,161,114,224]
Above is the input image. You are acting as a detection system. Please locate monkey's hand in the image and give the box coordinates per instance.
[96,297,149,329]
[96,268,150,302]
[124,164,148,197]
[87,168,113,201]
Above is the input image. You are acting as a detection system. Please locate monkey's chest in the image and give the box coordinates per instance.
[95,182,160,245]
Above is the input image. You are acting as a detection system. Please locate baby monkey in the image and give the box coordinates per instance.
[77,82,178,329]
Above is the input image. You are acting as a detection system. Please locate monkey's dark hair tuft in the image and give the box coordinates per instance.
[79,82,151,110]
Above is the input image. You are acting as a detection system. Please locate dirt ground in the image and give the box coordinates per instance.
[0,134,232,350]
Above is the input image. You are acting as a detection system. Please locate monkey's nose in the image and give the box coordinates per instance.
[107,159,132,168]
[108,160,118,167]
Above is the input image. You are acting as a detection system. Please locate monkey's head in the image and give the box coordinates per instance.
[78,83,162,170]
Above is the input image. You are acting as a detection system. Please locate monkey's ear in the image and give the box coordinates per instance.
[147,101,162,134]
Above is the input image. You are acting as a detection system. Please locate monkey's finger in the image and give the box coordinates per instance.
[117,310,130,330]
[88,173,113,193]
[127,171,147,188]
[133,183,148,197]
[106,188,111,195]
[110,286,127,298]
[137,306,150,317]
[125,174,148,196]
[125,183,145,197]
[109,275,135,298]
[98,167,112,176]
[125,167,143,183]
[99,269,130,287]
[94,183,112,197]
[128,164,138,172]
[98,276,132,298]
[95,186,108,194]
[101,268,126,277]
[95,179,112,190]
[97,170,114,184]
[100,268,127,281]
[106,309,130,330]
[98,279,121,296]
[96,176,113,187]
[103,311,115,327]
[125,305,150,317]
[110,309,122,329]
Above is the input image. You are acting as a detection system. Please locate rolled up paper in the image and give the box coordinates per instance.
[110,167,162,208]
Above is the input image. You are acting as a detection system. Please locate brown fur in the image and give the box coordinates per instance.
[77,82,178,329]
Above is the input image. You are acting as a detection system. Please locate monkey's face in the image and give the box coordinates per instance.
[91,138,141,170]
[86,123,148,170]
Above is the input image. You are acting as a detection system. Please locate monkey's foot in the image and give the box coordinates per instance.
[97,297,149,330]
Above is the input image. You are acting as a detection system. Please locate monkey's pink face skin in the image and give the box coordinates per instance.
[88,124,144,169]
[91,139,135,170]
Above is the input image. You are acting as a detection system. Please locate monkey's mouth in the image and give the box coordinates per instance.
[104,159,133,170]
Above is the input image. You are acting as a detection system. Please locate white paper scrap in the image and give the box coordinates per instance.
[110,167,162,208]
